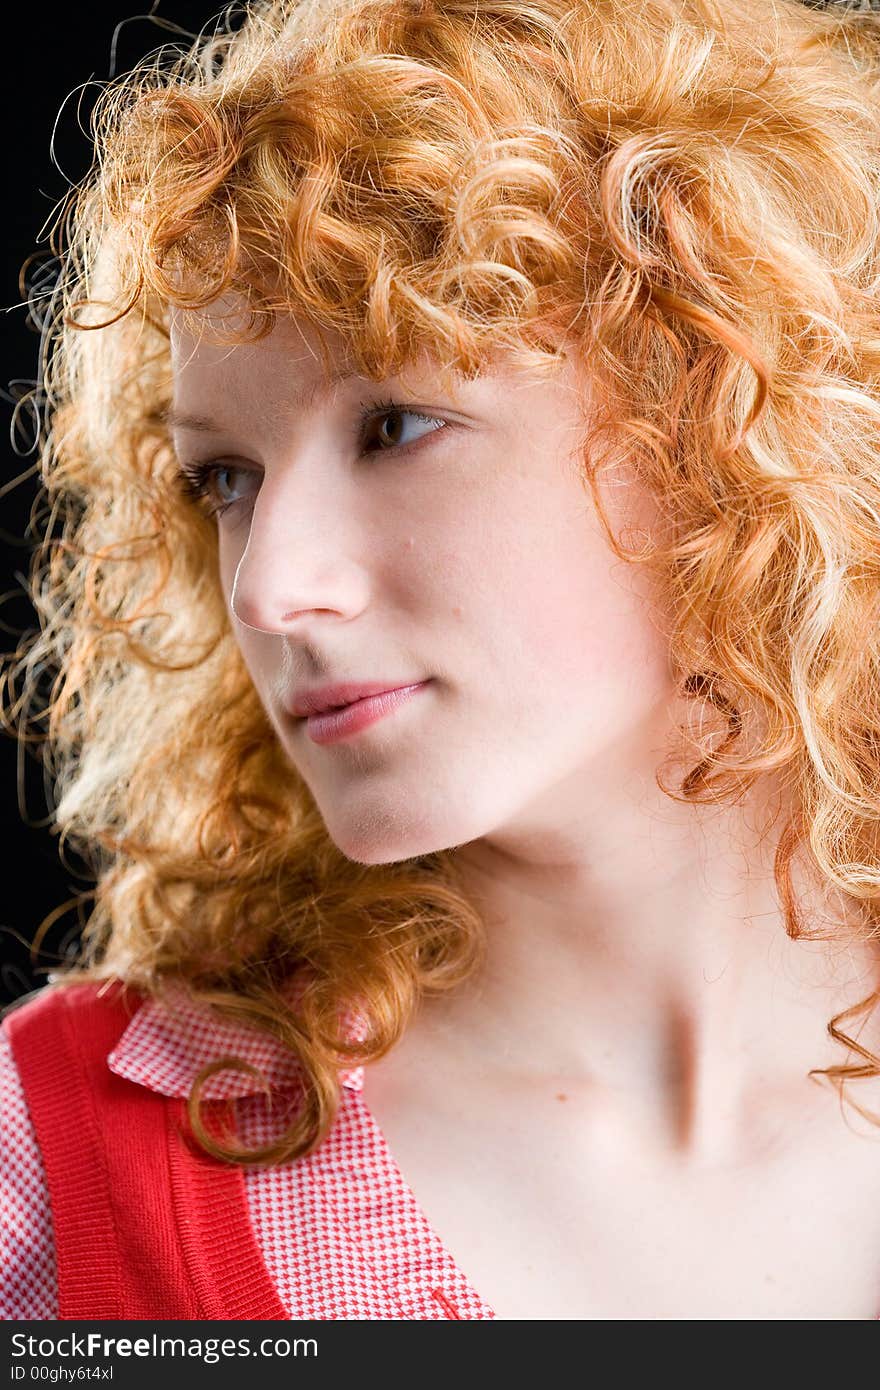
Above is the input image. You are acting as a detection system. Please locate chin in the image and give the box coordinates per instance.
[323,806,476,867]
[331,829,451,867]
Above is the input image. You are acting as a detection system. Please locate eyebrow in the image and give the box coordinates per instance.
[161,369,360,435]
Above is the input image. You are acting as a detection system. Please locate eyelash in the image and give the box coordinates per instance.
[174,397,447,520]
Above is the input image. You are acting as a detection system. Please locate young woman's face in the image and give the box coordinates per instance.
[170,308,676,863]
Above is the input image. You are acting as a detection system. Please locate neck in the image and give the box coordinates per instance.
[426,768,880,1162]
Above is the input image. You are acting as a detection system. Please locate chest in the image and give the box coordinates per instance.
[359,1073,880,1320]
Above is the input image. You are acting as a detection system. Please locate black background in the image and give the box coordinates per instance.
[0,3,224,1007]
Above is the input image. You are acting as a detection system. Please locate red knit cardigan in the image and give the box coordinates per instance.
[3,981,288,1320]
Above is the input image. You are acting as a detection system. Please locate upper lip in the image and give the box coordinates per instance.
[286,679,426,718]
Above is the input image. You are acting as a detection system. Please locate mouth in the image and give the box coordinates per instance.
[299,681,430,745]
[289,677,429,719]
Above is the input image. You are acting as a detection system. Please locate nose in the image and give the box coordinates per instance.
[228,462,370,634]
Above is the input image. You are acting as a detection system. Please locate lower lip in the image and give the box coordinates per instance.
[301,682,430,744]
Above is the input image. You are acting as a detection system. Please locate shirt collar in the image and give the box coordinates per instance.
[107,980,365,1099]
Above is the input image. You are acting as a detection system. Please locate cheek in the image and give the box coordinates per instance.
[218,537,240,603]
[474,501,670,712]
[217,541,270,675]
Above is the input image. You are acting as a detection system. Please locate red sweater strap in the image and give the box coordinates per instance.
[3,980,288,1320]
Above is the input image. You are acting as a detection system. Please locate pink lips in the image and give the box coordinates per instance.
[290,679,426,718]
[300,682,429,744]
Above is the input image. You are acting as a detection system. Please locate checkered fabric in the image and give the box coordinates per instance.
[0,985,495,1320]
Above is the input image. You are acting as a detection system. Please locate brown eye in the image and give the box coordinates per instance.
[359,403,446,455]
[376,411,405,447]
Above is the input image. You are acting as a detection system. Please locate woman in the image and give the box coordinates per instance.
[3,0,880,1320]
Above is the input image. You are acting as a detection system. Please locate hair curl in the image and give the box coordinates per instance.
[5,0,880,1164]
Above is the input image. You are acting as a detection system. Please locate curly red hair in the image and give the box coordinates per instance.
[4,0,880,1162]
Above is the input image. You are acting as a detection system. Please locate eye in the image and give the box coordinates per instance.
[359,399,447,455]
[175,459,257,519]
[174,400,448,520]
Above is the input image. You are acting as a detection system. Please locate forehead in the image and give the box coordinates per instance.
[169,302,356,379]
[168,300,592,424]
[168,316,473,434]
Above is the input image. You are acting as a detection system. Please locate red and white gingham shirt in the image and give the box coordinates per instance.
[0,983,496,1320]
